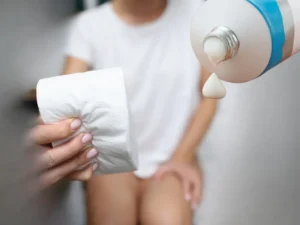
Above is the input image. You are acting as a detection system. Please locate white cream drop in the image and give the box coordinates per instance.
[202,73,226,99]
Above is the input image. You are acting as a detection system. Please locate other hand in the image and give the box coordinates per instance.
[154,160,202,209]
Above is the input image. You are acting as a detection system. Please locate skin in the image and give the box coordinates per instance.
[30,0,218,223]
[113,0,167,24]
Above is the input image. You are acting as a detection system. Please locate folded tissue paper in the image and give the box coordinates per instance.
[36,68,138,174]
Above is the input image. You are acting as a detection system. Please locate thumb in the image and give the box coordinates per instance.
[154,166,173,181]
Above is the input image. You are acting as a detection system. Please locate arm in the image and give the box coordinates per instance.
[62,56,89,75]
[62,13,92,75]
[172,66,217,163]
[155,69,217,206]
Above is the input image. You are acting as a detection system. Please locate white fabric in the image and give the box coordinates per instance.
[36,68,139,174]
[66,0,205,178]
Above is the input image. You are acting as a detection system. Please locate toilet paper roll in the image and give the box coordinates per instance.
[36,68,139,174]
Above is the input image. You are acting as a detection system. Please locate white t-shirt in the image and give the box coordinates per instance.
[66,0,205,178]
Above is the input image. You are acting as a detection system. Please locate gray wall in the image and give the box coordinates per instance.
[197,54,300,225]
[0,0,85,224]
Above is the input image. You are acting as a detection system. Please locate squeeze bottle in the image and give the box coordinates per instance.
[190,0,300,99]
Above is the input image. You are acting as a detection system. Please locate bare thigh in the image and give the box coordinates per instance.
[86,172,139,225]
[140,175,193,225]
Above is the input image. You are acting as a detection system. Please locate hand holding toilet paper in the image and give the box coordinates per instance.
[36,68,138,175]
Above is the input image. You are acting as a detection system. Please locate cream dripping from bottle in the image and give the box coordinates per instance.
[190,0,300,99]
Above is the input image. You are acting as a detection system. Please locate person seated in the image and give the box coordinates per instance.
[30,0,217,224]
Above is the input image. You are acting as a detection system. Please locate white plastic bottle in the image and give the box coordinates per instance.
[190,0,300,99]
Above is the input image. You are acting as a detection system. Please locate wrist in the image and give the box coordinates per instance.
[171,151,195,164]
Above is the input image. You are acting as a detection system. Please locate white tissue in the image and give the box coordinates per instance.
[36,68,139,174]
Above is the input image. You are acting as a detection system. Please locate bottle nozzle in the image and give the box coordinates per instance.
[203,26,240,64]
[203,37,227,64]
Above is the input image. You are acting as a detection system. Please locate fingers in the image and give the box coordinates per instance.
[183,178,192,202]
[154,165,192,200]
[183,170,202,209]
[40,147,98,188]
[154,165,177,181]
[31,118,82,145]
[190,173,202,209]
[40,132,93,170]
[181,173,198,207]
[67,163,99,181]
[154,164,202,209]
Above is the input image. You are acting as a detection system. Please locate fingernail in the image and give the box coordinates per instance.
[93,163,99,171]
[71,119,81,130]
[185,193,191,201]
[87,148,98,159]
[82,133,92,144]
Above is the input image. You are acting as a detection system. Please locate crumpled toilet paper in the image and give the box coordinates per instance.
[36,68,138,174]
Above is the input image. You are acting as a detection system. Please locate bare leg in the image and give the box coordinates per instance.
[140,175,193,225]
[86,172,139,225]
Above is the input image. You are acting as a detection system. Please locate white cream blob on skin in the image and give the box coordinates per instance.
[202,73,227,99]
[203,37,227,64]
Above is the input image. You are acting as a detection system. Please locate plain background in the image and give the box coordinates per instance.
[0,0,85,224]
[0,0,299,225]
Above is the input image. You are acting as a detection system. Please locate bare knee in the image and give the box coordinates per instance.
[140,176,192,225]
